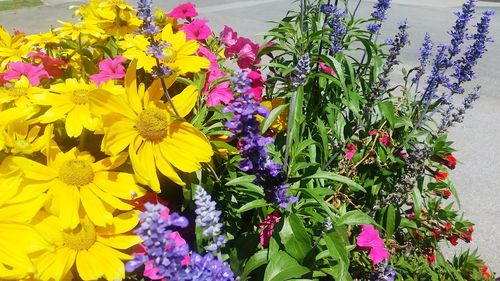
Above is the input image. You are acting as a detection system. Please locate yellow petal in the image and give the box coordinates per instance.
[130,141,160,192]
[57,184,81,229]
[89,243,128,280]
[11,156,57,180]
[170,84,198,118]
[35,248,76,281]
[97,234,141,250]
[39,103,75,124]
[162,121,213,172]
[124,59,143,114]
[93,172,146,200]
[80,185,112,227]
[0,195,46,222]
[102,117,137,155]
[76,250,104,281]
[154,142,185,186]
[66,107,85,137]
[89,89,136,120]
[91,153,128,172]
[173,55,210,74]
[97,210,140,235]
[88,183,132,211]
[177,39,199,56]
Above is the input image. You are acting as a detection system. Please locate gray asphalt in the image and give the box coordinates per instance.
[1,0,500,274]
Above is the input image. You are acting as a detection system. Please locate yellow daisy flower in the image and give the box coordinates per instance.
[31,210,141,281]
[118,34,157,71]
[0,158,50,280]
[11,146,146,230]
[30,78,102,137]
[0,27,33,71]
[55,21,104,41]
[3,121,53,155]
[0,76,48,108]
[260,98,288,133]
[26,31,61,49]
[119,24,210,74]
[95,60,213,191]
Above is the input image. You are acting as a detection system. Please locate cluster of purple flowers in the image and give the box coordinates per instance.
[126,203,190,279]
[367,0,392,33]
[126,203,235,280]
[448,0,476,57]
[291,53,311,87]
[184,253,235,281]
[413,33,433,86]
[371,21,409,100]
[136,0,172,78]
[320,4,347,54]
[224,70,297,208]
[195,186,227,253]
[369,262,397,281]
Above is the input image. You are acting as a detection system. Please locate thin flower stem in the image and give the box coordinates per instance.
[154,58,181,117]
[283,90,298,173]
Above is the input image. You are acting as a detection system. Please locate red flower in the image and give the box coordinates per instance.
[469,225,474,233]
[432,228,441,239]
[444,154,457,169]
[481,266,491,279]
[442,189,452,199]
[461,232,472,243]
[379,136,389,147]
[434,170,448,181]
[427,252,436,265]
[259,211,281,247]
[448,235,459,246]
[445,222,452,233]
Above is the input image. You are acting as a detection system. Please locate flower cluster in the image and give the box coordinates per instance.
[357,225,390,265]
[367,0,392,33]
[195,186,227,253]
[224,71,297,208]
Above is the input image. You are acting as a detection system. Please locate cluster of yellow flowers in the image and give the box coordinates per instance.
[0,1,213,280]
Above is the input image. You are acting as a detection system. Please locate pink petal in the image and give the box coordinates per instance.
[181,19,211,41]
[220,25,238,47]
[167,2,198,19]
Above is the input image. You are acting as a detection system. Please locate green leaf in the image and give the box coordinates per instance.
[262,104,288,133]
[263,251,310,281]
[337,210,376,226]
[240,250,269,280]
[378,100,396,128]
[305,171,365,192]
[279,214,311,262]
[226,175,257,186]
[380,205,399,239]
[237,199,268,213]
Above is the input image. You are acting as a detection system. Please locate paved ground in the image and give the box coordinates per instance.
[1,0,500,274]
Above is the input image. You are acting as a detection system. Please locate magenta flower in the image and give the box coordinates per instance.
[221,26,238,47]
[357,224,390,265]
[379,135,389,147]
[259,211,281,247]
[319,62,335,75]
[226,37,259,69]
[247,70,265,101]
[345,143,357,159]
[4,61,50,86]
[181,19,211,41]
[90,56,126,86]
[167,2,198,19]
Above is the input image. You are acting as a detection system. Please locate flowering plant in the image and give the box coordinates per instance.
[0,0,495,280]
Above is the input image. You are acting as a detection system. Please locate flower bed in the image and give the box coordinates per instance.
[0,0,495,280]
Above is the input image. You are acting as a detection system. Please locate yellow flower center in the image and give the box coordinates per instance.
[73,89,89,104]
[62,218,96,250]
[14,139,31,153]
[59,159,94,186]
[162,47,177,63]
[136,107,169,142]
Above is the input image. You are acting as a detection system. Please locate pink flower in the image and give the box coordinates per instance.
[369,130,377,136]
[259,211,280,247]
[181,19,211,41]
[29,52,66,78]
[226,37,259,69]
[90,56,126,86]
[345,144,357,160]
[207,83,234,107]
[356,224,390,265]
[4,61,50,86]
[220,26,238,47]
[319,62,335,75]
[379,136,389,147]
[167,2,198,19]
[247,70,265,101]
